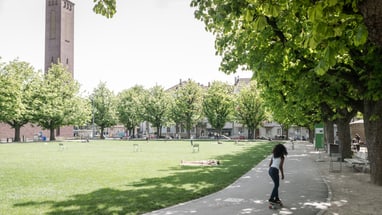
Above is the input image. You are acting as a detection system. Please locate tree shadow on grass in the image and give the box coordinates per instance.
[14,143,276,215]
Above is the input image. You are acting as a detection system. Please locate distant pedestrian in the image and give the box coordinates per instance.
[354,133,361,151]
[268,143,288,205]
[355,133,361,143]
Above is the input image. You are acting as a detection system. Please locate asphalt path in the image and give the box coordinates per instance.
[145,142,329,215]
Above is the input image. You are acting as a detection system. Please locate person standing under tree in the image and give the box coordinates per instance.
[268,143,288,205]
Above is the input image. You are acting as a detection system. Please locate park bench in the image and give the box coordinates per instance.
[344,149,369,172]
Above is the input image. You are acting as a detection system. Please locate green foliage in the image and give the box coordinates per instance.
[353,23,368,47]
[170,80,204,138]
[117,85,146,135]
[143,85,171,137]
[191,1,382,183]
[69,96,92,127]
[0,59,39,141]
[192,0,369,76]
[203,81,233,134]
[235,81,266,139]
[92,0,116,18]
[91,82,118,139]
[190,0,381,125]
[30,63,84,141]
[0,60,90,141]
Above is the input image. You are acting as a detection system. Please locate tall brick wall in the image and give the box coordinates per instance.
[0,123,73,142]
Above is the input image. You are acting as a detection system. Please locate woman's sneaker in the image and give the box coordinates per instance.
[275,198,283,205]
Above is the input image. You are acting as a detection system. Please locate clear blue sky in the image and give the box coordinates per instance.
[0,0,250,93]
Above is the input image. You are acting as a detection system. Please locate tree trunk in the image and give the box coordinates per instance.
[358,0,382,48]
[126,128,130,137]
[248,128,254,139]
[100,127,105,139]
[324,120,334,144]
[308,128,314,144]
[336,118,352,159]
[156,126,161,139]
[334,108,357,159]
[218,128,222,140]
[363,99,382,186]
[50,128,56,141]
[14,125,21,142]
[283,125,289,140]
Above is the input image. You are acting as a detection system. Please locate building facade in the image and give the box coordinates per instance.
[151,77,310,140]
[45,0,74,76]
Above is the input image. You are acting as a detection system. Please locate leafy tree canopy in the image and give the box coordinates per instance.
[91,82,118,139]
[203,81,233,135]
[143,85,171,137]
[31,63,83,141]
[0,59,39,141]
[235,80,266,139]
[170,80,204,138]
[117,85,146,136]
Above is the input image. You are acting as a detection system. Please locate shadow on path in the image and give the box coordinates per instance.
[147,142,329,215]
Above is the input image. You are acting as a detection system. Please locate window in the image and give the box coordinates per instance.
[64,13,70,42]
[49,10,56,39]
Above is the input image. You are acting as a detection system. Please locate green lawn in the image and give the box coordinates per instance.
[0,140,277,215]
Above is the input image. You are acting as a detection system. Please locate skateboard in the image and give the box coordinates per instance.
[269,202,283,209]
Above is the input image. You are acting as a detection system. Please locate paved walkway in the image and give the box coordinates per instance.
[145,142,329,215]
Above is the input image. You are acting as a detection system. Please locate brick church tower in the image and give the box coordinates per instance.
[45,0,74,76]
[0,0,76,142]
[45,0,75,138]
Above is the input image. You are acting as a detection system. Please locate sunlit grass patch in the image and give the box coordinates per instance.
[0,140,277,214]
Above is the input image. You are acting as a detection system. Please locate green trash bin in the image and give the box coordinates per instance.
[315,123,324,150]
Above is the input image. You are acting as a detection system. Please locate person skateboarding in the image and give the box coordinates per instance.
[268,143,288,207]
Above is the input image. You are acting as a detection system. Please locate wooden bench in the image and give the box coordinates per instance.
[344,151,369,172]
